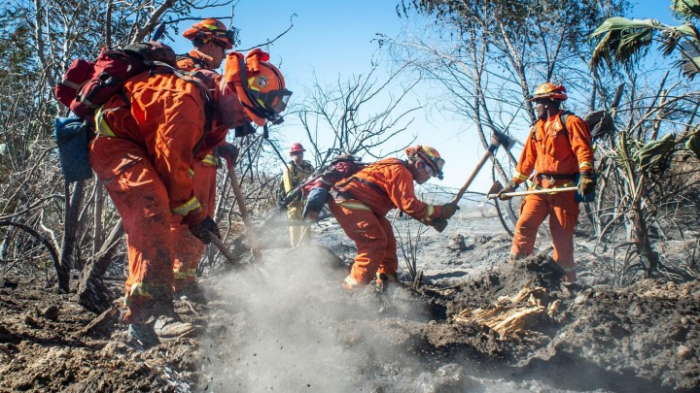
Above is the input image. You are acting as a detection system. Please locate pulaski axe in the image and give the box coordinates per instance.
[450,130,516,204]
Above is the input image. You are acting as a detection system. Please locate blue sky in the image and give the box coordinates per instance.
[172,1,680,196]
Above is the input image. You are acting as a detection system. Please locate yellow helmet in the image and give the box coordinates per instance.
[406,145,444,180]
[529,82,568,101]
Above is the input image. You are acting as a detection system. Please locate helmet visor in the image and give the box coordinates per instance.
[249,89,293,114]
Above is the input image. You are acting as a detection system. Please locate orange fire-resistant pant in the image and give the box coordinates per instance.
[171,156,218,291]
[90,137,174,324]
[329,199,398,287]
[511,190,579,282]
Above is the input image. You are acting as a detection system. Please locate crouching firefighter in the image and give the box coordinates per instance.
[498,82,595,282]
[88,49,290,346]
[326,145,460,291]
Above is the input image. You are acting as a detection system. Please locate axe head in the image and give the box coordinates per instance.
[489,130,517,152]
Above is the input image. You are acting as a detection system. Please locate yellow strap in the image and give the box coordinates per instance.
[336,200,371,211]
[201,154,218,166]
[94,105,117,137]
[172,196,201,216]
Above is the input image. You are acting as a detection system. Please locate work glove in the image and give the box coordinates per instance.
[188,216,221,245]
[440,203,460,219]
[430,218,448,233]
[497,180,519,201]
[215,142,239,169]
[577,172,596,196]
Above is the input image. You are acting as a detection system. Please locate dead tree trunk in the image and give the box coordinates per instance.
[78,220,124,313]
[57,180,85,293]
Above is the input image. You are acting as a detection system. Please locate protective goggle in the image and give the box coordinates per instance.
[417,151,444,180]
[249,88,293,115]
[211,29,235,43]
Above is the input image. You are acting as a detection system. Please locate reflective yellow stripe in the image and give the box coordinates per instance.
[337,200,371,211]
[427,205,435,218]
[579,162,593,170]
[188,168,195,178]
[172,196,201,216]
[95,105,117,137]
[514,172,528,182]
[344,275,359,287]
[561,266,576,272]
[60,79,81,90]
[201,154,218,166]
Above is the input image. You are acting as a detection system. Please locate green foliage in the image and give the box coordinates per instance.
[591,2,700,79]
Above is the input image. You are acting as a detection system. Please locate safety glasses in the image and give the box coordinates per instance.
[417,151,444,179]
[211,29,235,43]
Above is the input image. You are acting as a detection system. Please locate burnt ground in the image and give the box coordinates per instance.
[1,244,699,393]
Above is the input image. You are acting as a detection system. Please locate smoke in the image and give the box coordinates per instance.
[200,245,429,392]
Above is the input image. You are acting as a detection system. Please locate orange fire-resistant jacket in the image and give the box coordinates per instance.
[512,111,594,185]
[93,72,209,218]
[334,158,443,224]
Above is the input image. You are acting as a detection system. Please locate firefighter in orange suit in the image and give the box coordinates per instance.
[498,83,596,282]
[330,145,460,290]
[89,50,290,346]
[170,18,238,296]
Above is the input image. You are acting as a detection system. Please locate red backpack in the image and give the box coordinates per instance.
[55,41,177,120]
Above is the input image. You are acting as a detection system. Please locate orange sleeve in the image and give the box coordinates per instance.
[513,125,538,184]
[566,115,595,173]
[384,166,442,224]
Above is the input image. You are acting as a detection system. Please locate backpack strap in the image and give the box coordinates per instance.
[559,110,573,138]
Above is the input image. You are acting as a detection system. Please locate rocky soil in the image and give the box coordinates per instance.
[1,212,699,392]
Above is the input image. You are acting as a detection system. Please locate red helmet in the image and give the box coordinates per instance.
[406,145,444,180]
[290,143,305,155]
[529,82,568,101]
[183,18,235,50]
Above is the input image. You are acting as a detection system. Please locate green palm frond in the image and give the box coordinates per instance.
[590,18,660,70]
[673,0,700,20]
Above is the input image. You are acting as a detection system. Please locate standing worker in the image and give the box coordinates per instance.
[282,143,315,247]
[330,145,459,290]
[498,82,595,282]
[171,18,239,298]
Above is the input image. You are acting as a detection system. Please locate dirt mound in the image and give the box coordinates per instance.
[0,278,207,392]
[411,256,700,392]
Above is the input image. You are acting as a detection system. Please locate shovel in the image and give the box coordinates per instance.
[451,130,517,204]
[486,180,578,200]
[228,167,262,261]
